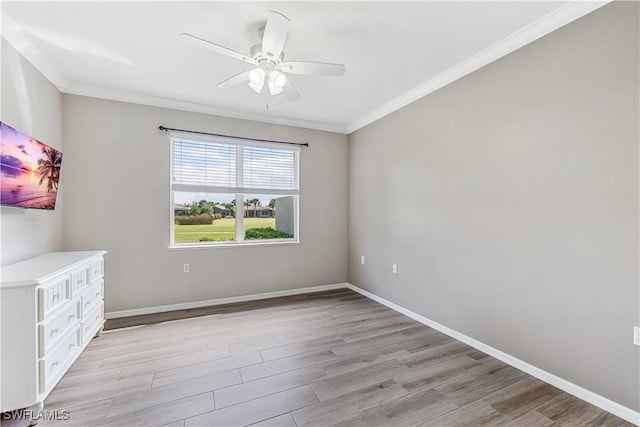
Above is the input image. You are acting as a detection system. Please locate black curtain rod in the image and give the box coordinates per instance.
[158,126,309,147]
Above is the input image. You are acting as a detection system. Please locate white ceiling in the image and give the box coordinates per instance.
[1,1,606,134]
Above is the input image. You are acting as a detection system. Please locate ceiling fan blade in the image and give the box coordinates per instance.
[217,71,251,88]
[282,79,301,101]
[181,33,255,65]
[279,61,345,77]
[262,11,289,60]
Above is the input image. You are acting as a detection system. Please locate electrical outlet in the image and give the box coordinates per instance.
[634,327,640,346]
[392,264,398,274]
[360,256,366,265]
[183,264,190,273]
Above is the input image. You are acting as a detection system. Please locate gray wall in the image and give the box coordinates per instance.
[348,2,639,411]
[0,39,64,266]
[62,95,348,313]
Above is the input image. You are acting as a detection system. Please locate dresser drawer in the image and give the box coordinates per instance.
[81,280,103,317]
[39,326,80,394]
[70,265,91,297]
[38,300,81,358]
[90,259,104,282]
[38,276,71,321]
[82,302,104,346]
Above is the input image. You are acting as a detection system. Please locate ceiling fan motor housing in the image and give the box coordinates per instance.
[250,44,283,69]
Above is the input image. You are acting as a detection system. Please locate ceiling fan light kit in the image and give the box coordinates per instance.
[182,10,346,104]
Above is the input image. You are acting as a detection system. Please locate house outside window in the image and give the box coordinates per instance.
[170,132,299,247]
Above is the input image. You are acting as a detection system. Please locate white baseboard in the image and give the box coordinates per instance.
[104,283,349,319]
[345,283,640,426]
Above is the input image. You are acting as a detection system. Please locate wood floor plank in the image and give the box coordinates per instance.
[152,351,263,388]
[104,320,204,340]
[228,331,317,355]
[589,411,636,427]
[259,335,346,361]
[39,398,113,426]
[311,359,409,401]
[100,392,214,427]
[334,388,458,427]
[395,354,481,394]
[322,344,411,377]
[44,374,153,408]
[420,399,511,427]
[503,410,560,427]
[53,367,122,391]
[348,306,402,320]
[398,340,475,370]
[64,358,103,376]
[248,413,297,427]
[239,349,337,382]
[108,370,241,417]
[83,336,185,358]
[185,386,318,427]
[214,365,326,408]
[98,341,208,369]
[292,379,409,426]
[330,325,433,356]
[480,375,563,420]
[290,316,374,337]
[118,346,231,379]
[338,319,415,342]
[183,325,313,349]
[399,331,456,353]
[260,312,336,330]
[536,394,635,427]
[434,363,526,407]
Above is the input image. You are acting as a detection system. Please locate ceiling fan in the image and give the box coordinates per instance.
[181,11,346,102]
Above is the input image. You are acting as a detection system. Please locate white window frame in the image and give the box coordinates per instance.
[169,132,300,248]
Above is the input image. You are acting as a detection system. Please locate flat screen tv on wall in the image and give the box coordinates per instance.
[0,122,63,210]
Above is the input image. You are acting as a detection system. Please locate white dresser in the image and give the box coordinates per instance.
[0,250,107,416]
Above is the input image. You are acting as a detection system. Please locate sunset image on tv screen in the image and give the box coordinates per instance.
[0,122,63,209]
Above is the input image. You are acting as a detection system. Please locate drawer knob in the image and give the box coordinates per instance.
[95,315,100,320]
[85,301,91,306]
[68,314,76,321]
[51,361,59,368]
[85,327,90,332]
[50,328,59,336]
[53,293,60,300]
[96,292,101,297]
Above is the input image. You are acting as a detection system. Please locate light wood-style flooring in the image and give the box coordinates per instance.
[4,289,632,426]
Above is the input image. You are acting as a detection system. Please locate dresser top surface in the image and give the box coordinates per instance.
[0,251,107,288]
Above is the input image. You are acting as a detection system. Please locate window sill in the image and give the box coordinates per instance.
[168,240,300,250]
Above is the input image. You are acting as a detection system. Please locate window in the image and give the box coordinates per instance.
[170,133,299,247]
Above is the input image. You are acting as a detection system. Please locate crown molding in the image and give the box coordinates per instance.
[0,11,69,92]
[64,83,348,134]
[345,0,611,134]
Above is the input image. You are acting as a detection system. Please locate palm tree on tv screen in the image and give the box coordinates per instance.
[37,146,62,192]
